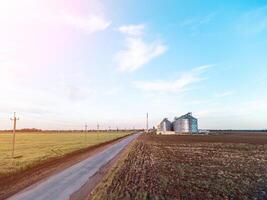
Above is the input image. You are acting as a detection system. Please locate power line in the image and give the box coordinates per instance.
[10,112,19,158]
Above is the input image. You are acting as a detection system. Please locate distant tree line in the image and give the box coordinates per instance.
[0,128,42,132]
[0,129,143,133]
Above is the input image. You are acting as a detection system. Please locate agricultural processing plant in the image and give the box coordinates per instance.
[1,0,267,200]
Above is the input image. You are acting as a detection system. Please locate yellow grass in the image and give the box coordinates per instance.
[0,131,130,177]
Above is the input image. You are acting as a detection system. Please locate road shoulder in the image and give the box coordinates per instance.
[89,136,139,200]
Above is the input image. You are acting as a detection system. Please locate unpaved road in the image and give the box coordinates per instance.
[7,133,140,200]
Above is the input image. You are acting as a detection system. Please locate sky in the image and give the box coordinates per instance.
[0,0,267,130]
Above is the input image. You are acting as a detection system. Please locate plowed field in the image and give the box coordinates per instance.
[92,133,267,200]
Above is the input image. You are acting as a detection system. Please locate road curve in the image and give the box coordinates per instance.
[8,133,140,200]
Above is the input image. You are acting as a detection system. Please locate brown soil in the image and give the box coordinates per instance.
[0,134,131,200]
[91,133,267,200]
[150,133,267,144]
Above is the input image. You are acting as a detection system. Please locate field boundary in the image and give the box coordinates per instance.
[89,135,140,200]
[0,133,132,200]
[71,133,141,200]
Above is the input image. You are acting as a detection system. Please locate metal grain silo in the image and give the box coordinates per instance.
[159,118,172,132]
[173,112,198,134]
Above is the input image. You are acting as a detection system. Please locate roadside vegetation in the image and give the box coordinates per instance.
[91,133,267,200]
[0,132,130,178]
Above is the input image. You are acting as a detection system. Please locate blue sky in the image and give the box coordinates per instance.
[0,0,267,129]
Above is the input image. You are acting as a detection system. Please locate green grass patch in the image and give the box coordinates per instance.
[0,132,130,177]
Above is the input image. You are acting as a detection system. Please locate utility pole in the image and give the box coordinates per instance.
[85,123,88,132]
[146,113,149,133]
[84,123,88,141]
[10,112,19,158]
[97,122,100,140]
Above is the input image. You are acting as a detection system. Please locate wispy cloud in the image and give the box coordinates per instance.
[196,99,267,119]
[64,85,94,102]
[189,88,234,106]
[215,90,235,97]
[133,65,213,93]
[246,99,267,111]
[60,10,111,34]
[180,12,217,35]
[114,24,167,72]
[238,6,267,35]
[181,12,216,27]
[192,64,214,72]
[104,87,121,96]
[0,58,26,82]
[117,24,145,37]
[114,37,166,72]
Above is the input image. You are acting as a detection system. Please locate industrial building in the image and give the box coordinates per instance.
[158,118,172,132]
[158,112,198,134]
[173,112,198,133]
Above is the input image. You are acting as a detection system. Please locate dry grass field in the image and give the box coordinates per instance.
[0,132,130,178]
[91,133,267,200]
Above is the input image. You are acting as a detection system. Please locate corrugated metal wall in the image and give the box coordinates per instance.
[173,118,198,133]
[190,118,198,133]
[159,119,172,131]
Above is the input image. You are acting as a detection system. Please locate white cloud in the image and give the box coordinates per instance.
[134,65,212,92]
[192,64,214,72]
[238,6,267,35]
[134,75,200,92]
[0,58,26,84]
[65,85,94,102]
[60,10,111,34]
[104,87,121,96]
[114,37,166,72]
[215,91,234,97]
[196,99,267,120]
[180,12,217,36]
[118,24,145,36]
[0,2,111,34]
[115,23,167,72]
[181,12,217,27]
[245,99,267,111]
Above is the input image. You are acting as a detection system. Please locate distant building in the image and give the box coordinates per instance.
[173,112,198,133]
[157,112,198,134]
[158,118,172,132]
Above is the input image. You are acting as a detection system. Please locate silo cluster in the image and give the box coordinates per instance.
[158,112,198,134]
